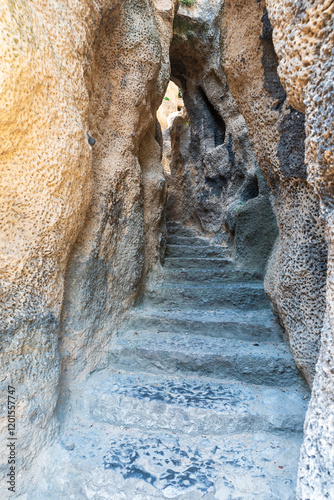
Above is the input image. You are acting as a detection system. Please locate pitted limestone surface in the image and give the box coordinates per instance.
[223,0,327,388]
[28,222,309,498]
[264,2,334,495]
[0,0,178,483]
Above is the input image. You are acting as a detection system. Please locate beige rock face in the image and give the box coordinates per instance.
[157,81,184,132]
[60,0,175,392]
[0,0,95,482]
[0,0,333,496]
[265,0,334,496]
[222,0,327,386]
[0,0,177,492]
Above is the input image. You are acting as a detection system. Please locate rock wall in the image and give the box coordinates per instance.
[0,0,95,484]
[169,0,331,493]
[0,0,332,496]
[59,0,175,401]
[222,0,327,387]
[163,0,278,273]
[265,0,334,496]
[0,0,177,493]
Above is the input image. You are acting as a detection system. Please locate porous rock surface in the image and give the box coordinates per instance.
[222,0,327,387]
[160,0,278,275]
[265,1,334,496]
[0,0,177,494]
[0,0,333,497]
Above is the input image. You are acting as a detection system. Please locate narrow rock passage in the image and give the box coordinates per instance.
[40,222,310,499]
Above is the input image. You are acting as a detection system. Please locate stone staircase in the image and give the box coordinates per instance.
[37,222,310,499]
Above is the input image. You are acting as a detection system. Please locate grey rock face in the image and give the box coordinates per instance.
[28,222,309,498]
[163,2,278,276]
[233,195,278,272]
[264,0,334,495]
[223,0,327,386]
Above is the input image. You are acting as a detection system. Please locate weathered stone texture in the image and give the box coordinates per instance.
[59,0,175,391]
[164,0,278,273]
[0,0,333,496]
[223,0,327,386]
[0,0,177,493]
[0,0,96,482]
[265,0,334,496]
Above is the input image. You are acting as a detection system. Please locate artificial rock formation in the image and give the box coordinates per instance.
[0,0,177,494]
[28,221,309,498]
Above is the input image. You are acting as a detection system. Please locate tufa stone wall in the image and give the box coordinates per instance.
[163,0,278,274]
[0,0,177,493]
[223,0,327,387]
[265,0,334,496]
[0,0,333,496]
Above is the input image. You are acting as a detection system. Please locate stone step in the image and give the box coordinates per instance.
[125,308,284,341]
[167,221,186,227]
[144,282,270,310]
[161,267,262,284]
[166,223,198,237]
[107,332,302,386]
[45,422,303,499]
[166,235,211,246]
[165,244,229,259]
[83,371,309,436]
[164,256,233,269]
